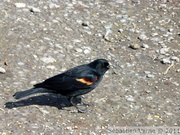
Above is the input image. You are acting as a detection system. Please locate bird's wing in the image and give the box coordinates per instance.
[35,66,98,91]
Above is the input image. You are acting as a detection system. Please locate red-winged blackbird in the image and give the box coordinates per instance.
[13,59,110,112]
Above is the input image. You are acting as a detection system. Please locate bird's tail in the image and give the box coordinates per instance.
[13,88,48,99]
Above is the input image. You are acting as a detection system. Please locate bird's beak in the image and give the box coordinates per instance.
[107,65,110,69]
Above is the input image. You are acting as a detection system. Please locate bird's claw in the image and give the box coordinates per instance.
[70,97,91,113]
[77,108,88,113]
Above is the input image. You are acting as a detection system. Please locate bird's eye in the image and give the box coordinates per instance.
[103,62,110,69]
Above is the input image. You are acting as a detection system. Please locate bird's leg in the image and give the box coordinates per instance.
[80,99,90,106]
[69,97,88,113]
[75,96,90,106]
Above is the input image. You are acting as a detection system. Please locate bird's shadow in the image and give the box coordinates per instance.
[5,94,74,110]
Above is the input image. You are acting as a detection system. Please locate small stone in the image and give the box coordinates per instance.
[147,114,153,120]
[116,0,125,3]
[164,111,173,116]
[15,3,26,8]
[65,27,73,31]
[49,3,60,9]
[168,28,173,32]
[118,29,123,33]
[171,56,179,62]
[84,49,91,54]
[40,56,56,64]
[46,65,56,70]
[138,34,148,40]
[142,43,149,48]
[151,37,160,42]
[162,57,171,64]
[145,90,151,93]
[73,39,81,43]
[76,20,82,24]
[144,71,151,74]
[168,36,174,41]
[130,43,141,49]
[18,62,25,66]
[146,96,153,100]
[120,19,127,23]
[75,48,83,53]
[0,67,6,73]
[104,29,112,42]
[132,0,140,4]
[176,69,180,73]
[160,47,169,54]
[147,74,155,78]
[161,0,168,3]
[30,81,37,85]
[28,6,41,13]
[66,127,72,130]
[126,95,135,102]
[104,24,113,30]
[82,21,89,27]
[151,33,158,36]
[159,4,167,8]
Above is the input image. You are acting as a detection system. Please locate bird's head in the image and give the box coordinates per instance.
[89,59,110,75]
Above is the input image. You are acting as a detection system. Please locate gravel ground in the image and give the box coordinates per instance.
[0,0,180,134]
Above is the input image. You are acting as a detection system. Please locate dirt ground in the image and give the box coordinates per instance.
[0,0,179,134]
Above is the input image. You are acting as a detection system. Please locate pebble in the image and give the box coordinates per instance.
[14,3,26,8]
[138,34,148,41]
[118,28,123,33]
[75,48,83,53]
[176,69,180,73]
[84,48,91,54]
[130,43,141,49]
[164,111,173,116]
[28,6,41,13]
[151,33,158,36]
[141,43,149,48]
[73,39,81,43]
[144,71,151,74]
[120,19,127,23]
[147,74,155,78]
[132,0,140,4]
[168,28,173,32]
[171,56,179,62]
[160,47,169,54]
[150,37,160,42]
[144,71,155,78]
[116,0,125,3]
[168,36,174,41]
[161,0,168,3]
[49,3,60,9]
[46,65,56,70]
[125,95,135,102]
[30,81,37,85]
[104,24,113,30]
[40,56,56,64]
[82,21,89,27]
[162,57,171,64]
[104,29,112,42]
[147,114,153,120]
[146,96,153,100]
[0,67,6,73]
[18,62,25,66]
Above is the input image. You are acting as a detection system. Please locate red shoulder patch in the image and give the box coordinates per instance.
[76,78,95,85]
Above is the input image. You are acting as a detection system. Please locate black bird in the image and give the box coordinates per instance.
[13,59,110,112]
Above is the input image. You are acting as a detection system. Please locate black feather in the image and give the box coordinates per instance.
[13,88,48,99]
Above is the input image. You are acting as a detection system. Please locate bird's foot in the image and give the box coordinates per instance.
[69,96,92,113]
